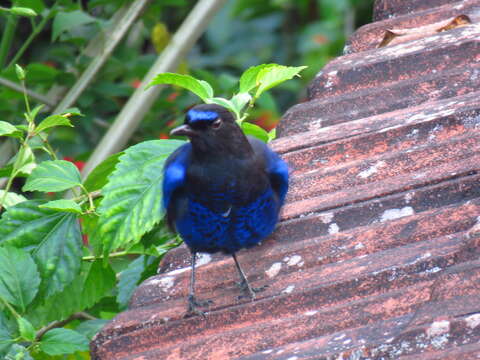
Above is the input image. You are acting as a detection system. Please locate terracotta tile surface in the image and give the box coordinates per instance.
[91,0,480,358]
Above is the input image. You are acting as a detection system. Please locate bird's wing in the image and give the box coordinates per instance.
[247,136,289,204]
[162,143,192,211]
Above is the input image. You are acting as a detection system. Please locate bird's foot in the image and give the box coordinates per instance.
[184,295,213,318]
[236,280,268,301]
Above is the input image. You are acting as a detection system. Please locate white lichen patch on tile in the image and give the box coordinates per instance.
[465,313,480,329]
[282,285,295,294]
[285,255,303,267]
[148,276,175,291]
[266,262,282,278]
[196,253,212,266]
[358,161,386,179]
[328,223,340,234]
[427,320,450,338]
[319,212,334,224]
[380,207,414,222]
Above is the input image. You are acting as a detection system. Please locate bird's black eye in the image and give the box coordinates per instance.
[211,118,222,130]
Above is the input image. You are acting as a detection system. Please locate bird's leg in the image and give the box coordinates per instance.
[232,253,267,300]
[185,252,212,318]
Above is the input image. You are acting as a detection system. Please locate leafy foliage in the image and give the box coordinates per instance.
[96,139,184,257]
[0,246,40,312]
[0,0,373,358]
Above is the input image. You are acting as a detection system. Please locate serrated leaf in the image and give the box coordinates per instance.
[83,152,123,192]
[52,10,96,41]
[0,316,13,356]
[205,97,239,119]
[231,92,252,113]
[26,260,115,327]
[268,128,277,142]
[39,200,82,214]
[147,73,213,101]
[29,104,45,122]
[96,140,185,257]
[39,328,88,355]
[0,191,27,209]
[239,63,276,93]
[14,146,34,170]
[0,201,82,298]
[241,122,269,143]
[0,247,40,311]
[75,319,109,340]
[23,160,81,192]
[60,107,83,117]
[4,344,32,360]
[17,317,35,342]
[254,65,307,98]
[35,115,73,134]
[116,255,146,309]
[0,121,22,138]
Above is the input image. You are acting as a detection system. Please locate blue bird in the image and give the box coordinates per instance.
[163,104,289,316]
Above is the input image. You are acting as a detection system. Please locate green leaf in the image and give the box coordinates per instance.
[116,255,146,309]
[268,128,276,142]
[96,140,184,257]
[205,97,240,119]
[17,317,35,342]
[239,63,275,93]
[60,107,84,117]
[147,73,213,101]
[10,7,37,17]
[39,328,88,355]
[0,201,82,298]
[0,247,40,311]
[254,65,307,98]
[14,146,34,170]
[231,92,252,114]
[75,319,109,340]
[0,318,13,356]
[39,200,82,214]
[23,160,81,192]
[4,344,32,360]
[26,260,115,327]
[35,115,73,134]
[51,10,97,41]
[0,191,27,209]
[0,121,22,138]
[241,122,269,143]
[29,104,45,122]
[83,152,123,192]
[14,64,26,81]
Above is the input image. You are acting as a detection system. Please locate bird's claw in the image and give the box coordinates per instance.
[236,280,268,300]
[184,295,213,318]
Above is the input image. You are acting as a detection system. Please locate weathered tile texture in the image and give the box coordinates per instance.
[91,0,480,358]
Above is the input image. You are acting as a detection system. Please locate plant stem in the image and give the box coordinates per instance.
[0,170,17,212]
[0,14,18,68]
[82,251,130,261]
[0,296,21,319]
[35,312,96,341]
[7,3,58,69]
[21,79,32,119]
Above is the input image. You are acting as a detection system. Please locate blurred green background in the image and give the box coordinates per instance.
[0,0,373,166]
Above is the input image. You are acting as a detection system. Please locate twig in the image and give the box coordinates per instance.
[0,14,17,68]
[0,77,55,108]
[82,0,228,177]
[35,312,96,341]
[7,2,59,69]
[53,0,151,114]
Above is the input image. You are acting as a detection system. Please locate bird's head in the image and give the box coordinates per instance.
[170,104,250,156]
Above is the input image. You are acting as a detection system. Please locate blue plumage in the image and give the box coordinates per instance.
[162,104,288,316]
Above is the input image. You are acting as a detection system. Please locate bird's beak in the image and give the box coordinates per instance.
[170,124,196,137]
